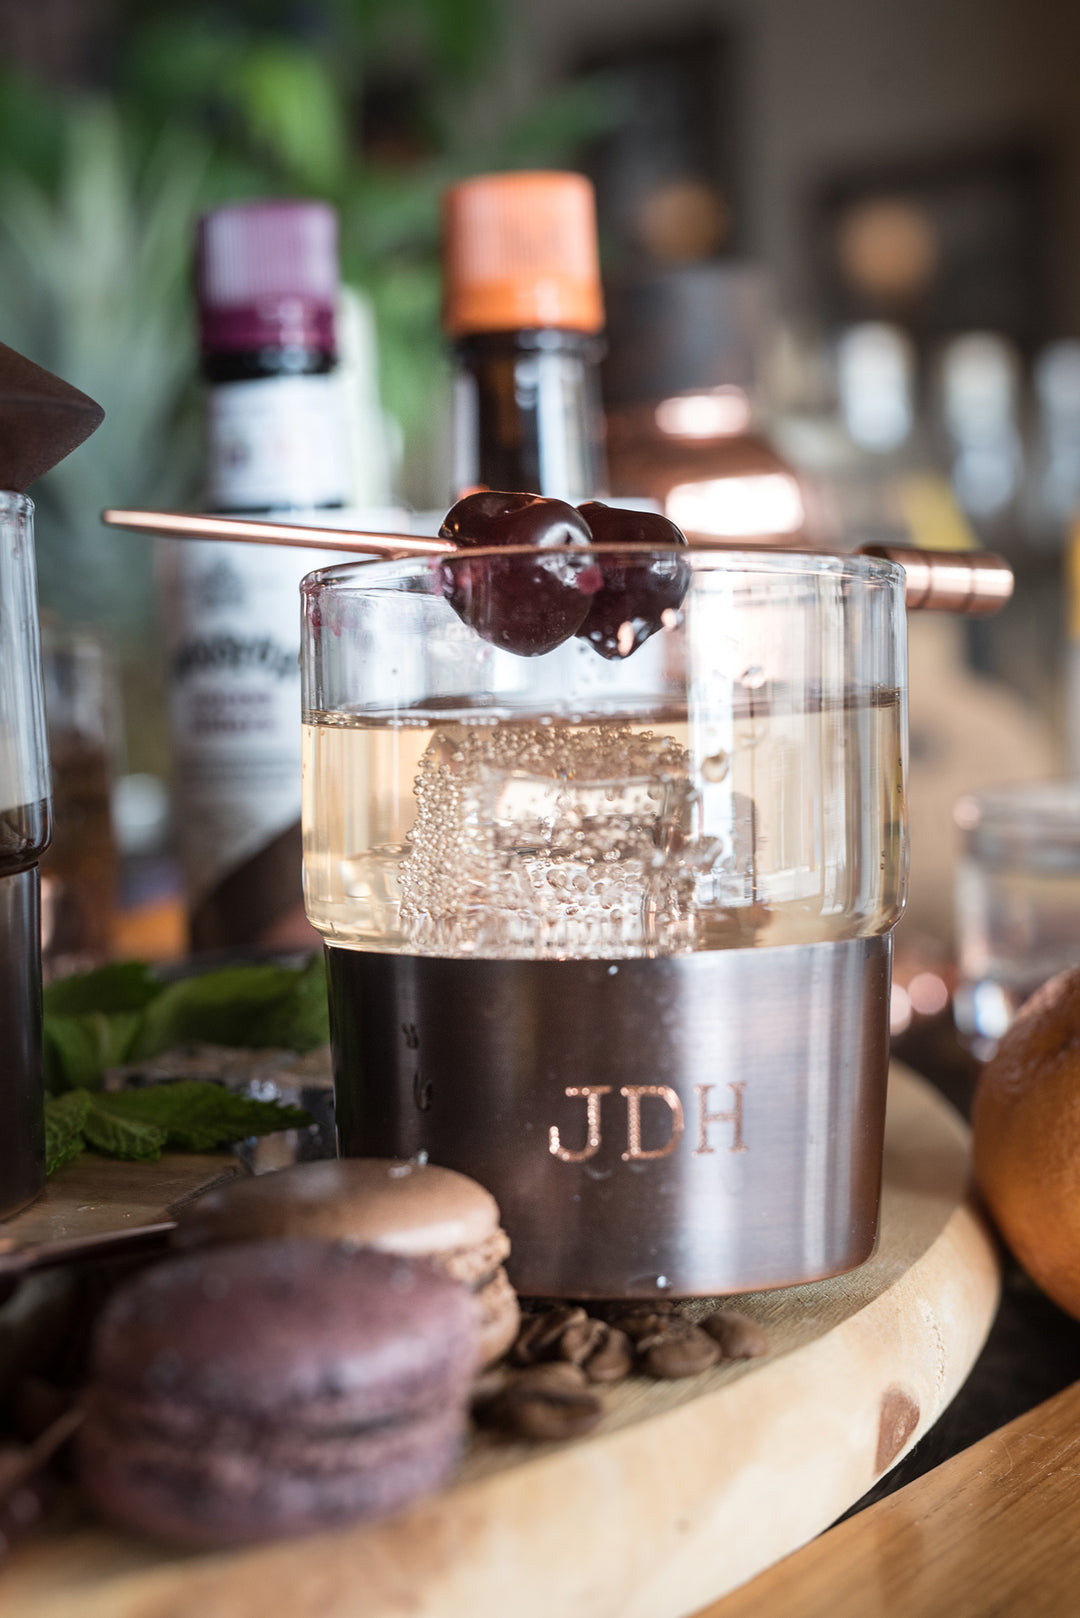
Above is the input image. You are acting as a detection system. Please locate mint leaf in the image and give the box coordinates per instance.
[44,1083,310,1174]
[95,1082,312,1151]
[126,965,314,1060]
[83,1099,167,1162]
[43,957,328,1085]
[43,962,163,1017]
[43,1009,144,1093]
[43,1090,91,1174]
[255,954,329,1052]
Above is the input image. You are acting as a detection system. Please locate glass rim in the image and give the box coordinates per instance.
[0,490,34,518]
[954,778,1080,834]
[301,544,902,597]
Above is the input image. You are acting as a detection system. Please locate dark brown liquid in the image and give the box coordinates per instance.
[0,863,45,1214]
[41,739,116,966]
[0,797,50,876]
[453,330,607,502]
[0,805,50,1210]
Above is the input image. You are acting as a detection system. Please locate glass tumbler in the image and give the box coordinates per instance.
[954,781,1080,1057]
[0,492,50,1217]
[302,544,908,1296]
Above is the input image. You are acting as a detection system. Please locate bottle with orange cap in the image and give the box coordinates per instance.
[441,170,609,504]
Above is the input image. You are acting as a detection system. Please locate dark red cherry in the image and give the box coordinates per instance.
[439,491,594,656]
[440,490,593,552]
[574,502,690,659]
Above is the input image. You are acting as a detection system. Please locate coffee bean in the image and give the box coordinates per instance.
[510,1305,587,1366]
[471,1367,508,1408]
[478,1363,602,1441]
[616,1311,695,1344]
[514,1362,589,1394]
[557,1316,607,1366]
[639,1325,721,1380]
[700,1310,770,1360]
[582,1325,633,1384]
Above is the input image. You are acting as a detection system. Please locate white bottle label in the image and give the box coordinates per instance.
[162,507,404,911]
[207,374,348,511]
[170,369,348,915]
[163,537,307,908]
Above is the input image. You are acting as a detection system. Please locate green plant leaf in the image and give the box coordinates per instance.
[226,44,346,188]
[42,1011,143,1093]
[43,1082,310,1174]
[43,1090,91,1174]
[255,955,331,1052]
[83,1100,168,1162]
[125,963,323,1060]
[97,1082,312,1151]
[43,960,164,1016]
[41,956,329,1091]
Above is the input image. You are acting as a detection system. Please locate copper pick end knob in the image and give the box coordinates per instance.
[856,545,1015,616]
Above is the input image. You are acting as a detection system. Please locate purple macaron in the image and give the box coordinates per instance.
[77,1239,477,1547]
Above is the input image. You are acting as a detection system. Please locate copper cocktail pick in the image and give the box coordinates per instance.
[101,507,453,558]
[101,508,1014,616]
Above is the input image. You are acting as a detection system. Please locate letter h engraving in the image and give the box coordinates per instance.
[694,1082,747,1154]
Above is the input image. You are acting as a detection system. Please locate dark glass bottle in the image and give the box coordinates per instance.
[442,172,608,504]
[452,329,606,503]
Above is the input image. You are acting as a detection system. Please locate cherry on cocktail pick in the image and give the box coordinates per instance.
[575,502,690,660]
[0,342,105,493]
[439,491,595,656]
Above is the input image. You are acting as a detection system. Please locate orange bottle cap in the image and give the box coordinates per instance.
[442,171,604,337]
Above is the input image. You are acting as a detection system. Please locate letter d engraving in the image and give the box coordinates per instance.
[620,1085,685,1161]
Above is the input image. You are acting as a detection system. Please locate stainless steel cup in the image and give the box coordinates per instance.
[302,545,908,1296]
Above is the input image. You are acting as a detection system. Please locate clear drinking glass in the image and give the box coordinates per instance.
[954,781,1080,1056]
[302,544,908,1295]
[0,491,50,1215]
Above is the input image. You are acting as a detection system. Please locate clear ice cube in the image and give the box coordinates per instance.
[397,722,698,958]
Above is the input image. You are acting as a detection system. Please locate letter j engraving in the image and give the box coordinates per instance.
[549,1086,612,1162]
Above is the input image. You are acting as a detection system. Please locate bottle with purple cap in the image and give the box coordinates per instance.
[163,199,350,951]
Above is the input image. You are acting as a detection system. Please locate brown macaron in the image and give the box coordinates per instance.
[78,1240,477,1548]
[174,1159,520,1367]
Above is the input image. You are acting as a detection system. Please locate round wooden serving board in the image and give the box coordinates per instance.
[1,1064,1000,1618]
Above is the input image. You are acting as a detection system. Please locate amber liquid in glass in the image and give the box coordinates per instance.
[303,690,904,960]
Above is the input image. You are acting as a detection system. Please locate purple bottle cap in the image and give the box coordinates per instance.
[197,199,339,356]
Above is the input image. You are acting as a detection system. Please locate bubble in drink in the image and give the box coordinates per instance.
[397,722,697,958]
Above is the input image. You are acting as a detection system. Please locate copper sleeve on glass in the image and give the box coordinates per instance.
[856,545,1014,616]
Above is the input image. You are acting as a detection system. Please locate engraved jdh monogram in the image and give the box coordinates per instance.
[548,1086,611,1162]
[548,1081,747,1163]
